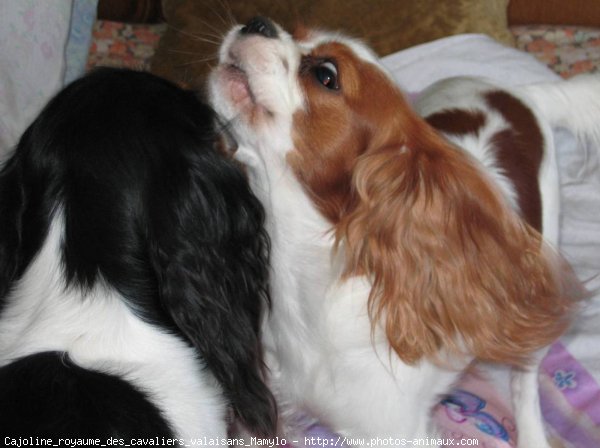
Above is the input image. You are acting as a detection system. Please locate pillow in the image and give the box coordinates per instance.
[150,0,515,92]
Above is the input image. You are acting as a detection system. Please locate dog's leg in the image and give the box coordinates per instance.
[511,348,551,448]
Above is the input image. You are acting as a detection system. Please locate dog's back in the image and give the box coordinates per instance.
[0,68,275,437]
[415,74,600,246]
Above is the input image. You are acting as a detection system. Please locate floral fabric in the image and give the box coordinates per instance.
[513,25,600,78]
[86,21,167,71]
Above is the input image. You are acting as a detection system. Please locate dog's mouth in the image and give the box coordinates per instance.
[222,60,256,107]
[214,37,281,123]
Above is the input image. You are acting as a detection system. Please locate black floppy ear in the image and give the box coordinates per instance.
[0,122,62,306]
[0,122,41,304]
[149,144,276,435]
[0,153,23,301]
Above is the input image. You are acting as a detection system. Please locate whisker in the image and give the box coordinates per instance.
[175,55,219,67]
[168,48,217,56]
[167,24,222,45]
[213,0,237,28]
[183,12,230,39]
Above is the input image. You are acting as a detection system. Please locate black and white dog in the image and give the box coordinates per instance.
[0,68,276,438]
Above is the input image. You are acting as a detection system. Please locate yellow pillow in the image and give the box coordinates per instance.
[151,0,514,91]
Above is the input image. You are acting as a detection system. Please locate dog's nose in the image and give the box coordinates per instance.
[241,16,278,39]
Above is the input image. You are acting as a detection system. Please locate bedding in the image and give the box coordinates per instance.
[0,0,72,157]
[0,0,98,158]
[513,25,600,79]
[63,0,99,84]
[86,21,166,71]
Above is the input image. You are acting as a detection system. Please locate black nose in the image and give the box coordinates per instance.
[241,16,278,39]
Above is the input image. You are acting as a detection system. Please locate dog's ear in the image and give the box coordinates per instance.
[0,122,46,303]
[149,144,276,435]
[0,153,24,301]
[338,121,579,366]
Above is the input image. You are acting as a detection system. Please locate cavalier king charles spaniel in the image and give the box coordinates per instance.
[209,17,598,446]
[0,68,276,437]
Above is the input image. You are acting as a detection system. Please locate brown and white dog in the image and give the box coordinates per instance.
[209,17,598,446]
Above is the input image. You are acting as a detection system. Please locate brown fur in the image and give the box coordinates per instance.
[426,109,487,136]
[290,41,579,366]
[485,91,545,232]
[424,95,545,233]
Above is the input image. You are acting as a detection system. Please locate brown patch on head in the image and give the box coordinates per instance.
[289,41,418,222]
[288,39,579,366]
[485,91,544,232]
[426,109,487,136]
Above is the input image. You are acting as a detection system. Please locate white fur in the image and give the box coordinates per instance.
[520,74,600,146]
[0,214,227,439]
[209,22,600,446]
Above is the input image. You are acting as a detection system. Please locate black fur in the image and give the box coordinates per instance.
[0,352,174,437]
[0,68,276,435]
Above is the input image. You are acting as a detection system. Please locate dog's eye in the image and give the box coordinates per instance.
[314,61,339,90]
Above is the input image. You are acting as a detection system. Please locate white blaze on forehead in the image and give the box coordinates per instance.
[299,29,379,62]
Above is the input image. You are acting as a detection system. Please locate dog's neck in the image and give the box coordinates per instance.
[237,138,336,354]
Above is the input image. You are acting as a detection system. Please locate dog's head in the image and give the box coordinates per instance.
[210,18,580,366]
[0,68,276,435]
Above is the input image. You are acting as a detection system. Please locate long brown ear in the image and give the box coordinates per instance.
[337,122,580,366]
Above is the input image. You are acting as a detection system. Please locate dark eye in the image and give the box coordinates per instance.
[314,61,339,90]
